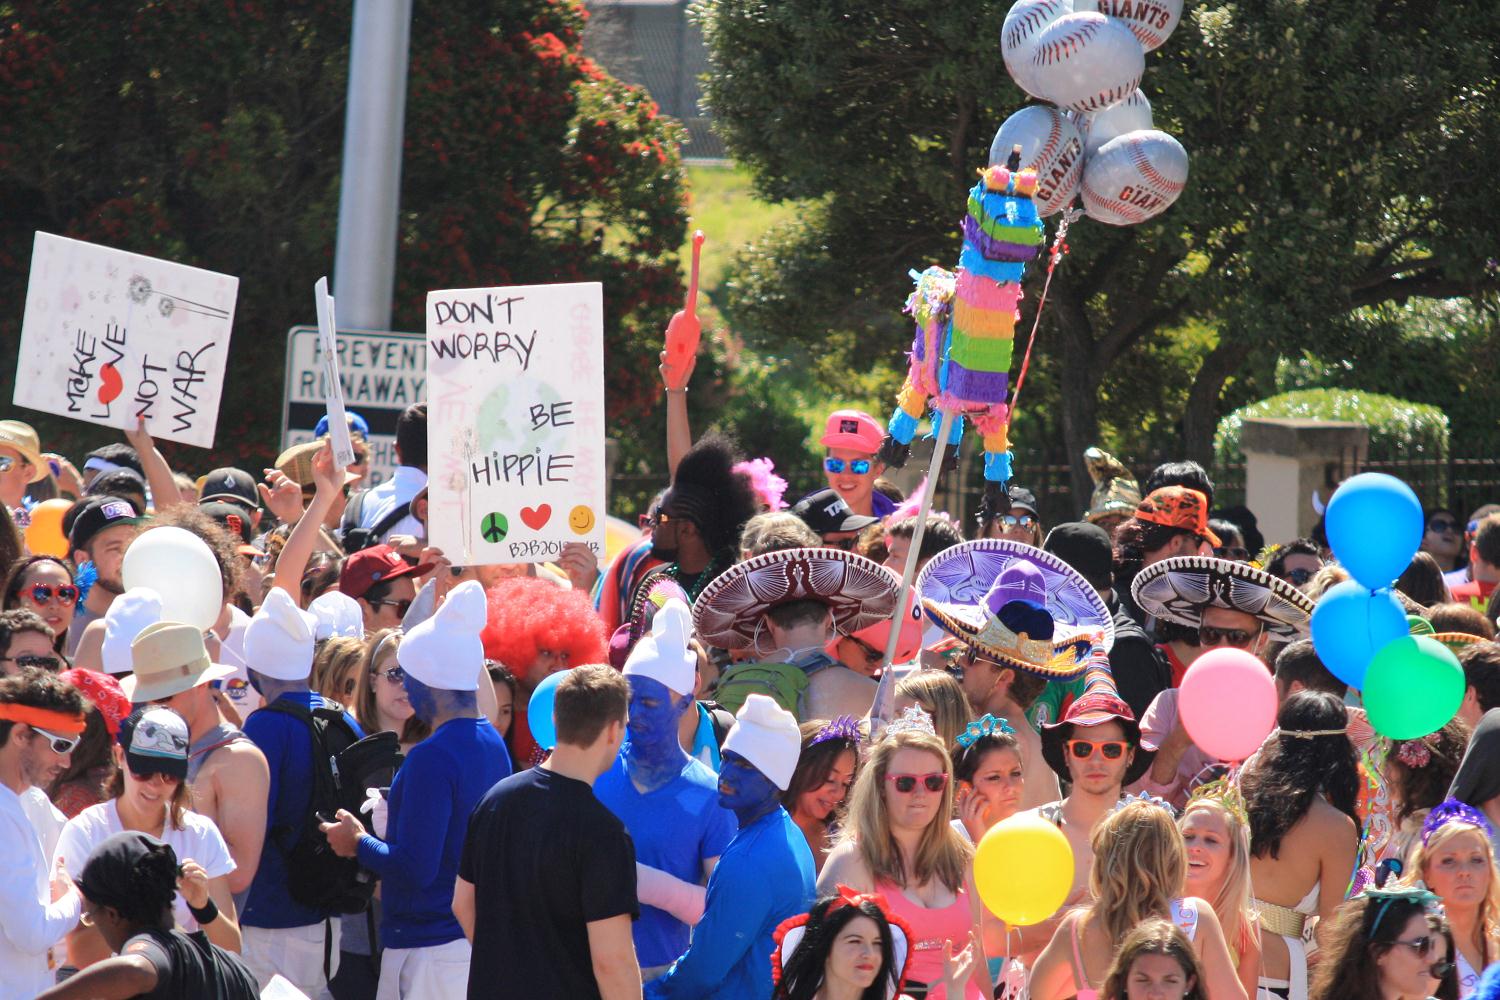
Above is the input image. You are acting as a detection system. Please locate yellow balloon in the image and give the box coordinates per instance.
[23,499,73,558]
[973,813,1074,926]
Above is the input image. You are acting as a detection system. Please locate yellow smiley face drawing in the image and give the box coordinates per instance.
[568,505,596,535]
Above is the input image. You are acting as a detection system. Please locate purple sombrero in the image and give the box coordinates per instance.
[916,539,1116,653]
[609,577,691,670]
[693,547,901,651]
[1132,556,1314,640]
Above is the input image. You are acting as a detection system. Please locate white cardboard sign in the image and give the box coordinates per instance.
[15,232,238,448]
[313,277,358,469]
[425,282,605,565]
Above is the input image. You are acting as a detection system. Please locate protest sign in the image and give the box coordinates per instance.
[313,277,358,469]
[425,282,605,566]
[16,232,238,448]
[280,327,425,486]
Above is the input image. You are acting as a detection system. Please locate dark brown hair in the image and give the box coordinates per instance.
[1100,917,1204,1000]
[1386,718,1471,826]
[0,668,85,750]
[1428,602,1496,640]
[1309,896,1457,1000]
[554,664,628,747]
[781,719,859,821]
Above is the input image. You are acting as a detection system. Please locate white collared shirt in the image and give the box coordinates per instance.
[357,465,427,543]
[0,783,81,999]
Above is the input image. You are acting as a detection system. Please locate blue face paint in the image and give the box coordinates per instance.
[402,672,439,724]
[624,675,691,789]
[717,750,782,827]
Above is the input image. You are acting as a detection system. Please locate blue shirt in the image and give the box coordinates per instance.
[594,754,735,968]
[645,806,815,1000]
[241,692,364,929]
[358,717,511,949]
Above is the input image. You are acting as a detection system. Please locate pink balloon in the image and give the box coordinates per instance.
[1178,648,1277,762]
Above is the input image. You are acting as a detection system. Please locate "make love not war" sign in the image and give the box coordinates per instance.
[16,233,238,448]
[425,282,605,566]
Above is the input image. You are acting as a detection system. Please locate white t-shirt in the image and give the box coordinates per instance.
[54,801,235,932]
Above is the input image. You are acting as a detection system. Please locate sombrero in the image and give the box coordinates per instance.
[917,539,1116,652]
[1132,556,1314,640]
[1434,632,1487,656]
[609,577,691,669]
[693,547,900,651]
[1041,690,1157,786]
[919,563,1095,681]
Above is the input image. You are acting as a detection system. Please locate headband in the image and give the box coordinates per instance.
[371,629,403,665]
[1275,726,1348,739]
[956,713,1015,749]
[1112,790,1178,818]
[1187,776,1249,826]
[1422,798,1497,847]
[0,703,87,735]
[82,457,126,476]
[810,715,862,748]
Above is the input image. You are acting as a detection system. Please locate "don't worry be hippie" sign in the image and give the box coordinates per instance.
[425,282,605,566]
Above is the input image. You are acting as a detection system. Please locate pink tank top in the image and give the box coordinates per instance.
[875,878,983,1000]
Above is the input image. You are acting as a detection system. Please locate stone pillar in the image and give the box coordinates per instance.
[1241,418,1370,545]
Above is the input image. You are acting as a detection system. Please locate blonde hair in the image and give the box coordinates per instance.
[352,629,429,745]
[1409,820,1500,965]
[896,671,973,751]
[1179,798,1257,960]
[311,635,366,707]
[1089,801,1187,950]
[839,728,972,893]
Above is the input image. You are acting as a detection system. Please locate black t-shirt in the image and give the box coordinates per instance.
[123,928,259,1000]
[1107,599,1173,721]
[459,765,639,1000]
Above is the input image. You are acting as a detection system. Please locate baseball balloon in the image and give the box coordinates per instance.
[1079,87,1153,157]
[1080,128,1188,226]
[989,105,1085,217]
[1077,0,1184,52]
[1002,0,1074,98]
[1029,12,1144,114]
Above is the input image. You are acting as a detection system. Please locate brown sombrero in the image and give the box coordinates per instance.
[692,547,900,651]
[1434,632,1487,656]
[1132,556,1315,640]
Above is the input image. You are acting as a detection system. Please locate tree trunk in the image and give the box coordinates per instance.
[1182,337,1254,462]
[1048,282,1103,504]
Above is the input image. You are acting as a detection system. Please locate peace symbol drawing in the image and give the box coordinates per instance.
[481,511,509,543]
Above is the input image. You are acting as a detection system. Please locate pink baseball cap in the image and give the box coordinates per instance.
[820,409,884,454]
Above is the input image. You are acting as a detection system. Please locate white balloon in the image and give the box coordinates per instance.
[1075,0,1184,52]
[988,105,1085,217]
[1079,87,1153,158]
[1028,12,1144,114]
[1001,0,1074,98]
[1080,128,1189,226]
[121,526,225,630]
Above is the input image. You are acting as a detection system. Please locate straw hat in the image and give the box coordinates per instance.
[0,420,46,482]
[122,621,237,702]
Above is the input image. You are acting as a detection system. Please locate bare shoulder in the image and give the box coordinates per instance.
[817,839,872,893]
[1305,796,1358,835]
[204,738,269,782]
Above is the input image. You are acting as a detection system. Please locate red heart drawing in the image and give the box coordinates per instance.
[520,504,552,531]
[98,362,124,405]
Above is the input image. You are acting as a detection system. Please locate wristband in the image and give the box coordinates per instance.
[188,898,219,925]
[665,386,688,395]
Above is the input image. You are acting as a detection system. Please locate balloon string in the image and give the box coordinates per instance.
[1008,208,1077,416]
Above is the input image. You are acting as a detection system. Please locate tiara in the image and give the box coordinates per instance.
[1186,776,1248,826]
[956,714,1015,749]
[810,715,863,748]
[884,705,936,739]
[1112,790,1178,818]
[1394,738,1432,768]
[1422,798,1497,846]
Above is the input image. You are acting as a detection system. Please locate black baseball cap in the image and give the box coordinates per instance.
[791,488,879,535]
[200,500,259,557]
[1007,485,1039,515]
[198,467,258,509]
[68,496,145,552]
[1043,521,1113,593]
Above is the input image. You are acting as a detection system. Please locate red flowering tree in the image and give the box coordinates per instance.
[0,0,687,469]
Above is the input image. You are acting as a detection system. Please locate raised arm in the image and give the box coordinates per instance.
[124,417,185,513]
[271,442,342,596]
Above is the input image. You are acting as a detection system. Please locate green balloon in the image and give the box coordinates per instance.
[1363,636,1464,740]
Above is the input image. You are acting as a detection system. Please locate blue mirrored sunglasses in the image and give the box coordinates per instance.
[824,457,872,475]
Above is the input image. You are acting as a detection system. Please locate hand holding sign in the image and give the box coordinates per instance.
[661,231,704,391]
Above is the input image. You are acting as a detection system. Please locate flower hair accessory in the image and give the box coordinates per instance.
[1421,797,1497,847]
[1395,739,1433,768]
[1112,790,1178,818]
[956,714,1015,749]
[884,705,937,739]
[810,715,863,748]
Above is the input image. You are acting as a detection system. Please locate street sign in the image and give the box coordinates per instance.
[280,326,425,486]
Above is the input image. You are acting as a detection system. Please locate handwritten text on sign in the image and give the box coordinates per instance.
[15,233,238,448]
[426,283,604,566]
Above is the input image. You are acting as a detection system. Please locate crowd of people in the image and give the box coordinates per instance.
[2,388,1500,1000]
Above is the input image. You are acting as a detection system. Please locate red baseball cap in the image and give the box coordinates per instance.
[820,409,884,454]
[339,544,434,600]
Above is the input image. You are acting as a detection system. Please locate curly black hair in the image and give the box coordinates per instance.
[1242,691,1360,859]
[661,432,759,557]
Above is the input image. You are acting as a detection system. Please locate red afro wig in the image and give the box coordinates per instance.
[481,577,608,679]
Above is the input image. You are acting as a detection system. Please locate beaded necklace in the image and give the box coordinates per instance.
[665,553,723,603]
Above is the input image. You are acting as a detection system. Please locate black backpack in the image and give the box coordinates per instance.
[340,490,412,553]
[262,699,404,915]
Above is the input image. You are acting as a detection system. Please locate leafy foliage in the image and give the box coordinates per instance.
[1214,388,1449,466]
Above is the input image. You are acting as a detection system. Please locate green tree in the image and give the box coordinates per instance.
[0,0,687,470]
[700,0,1500,500]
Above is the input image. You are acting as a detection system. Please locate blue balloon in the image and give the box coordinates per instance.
[1325,473,1424,590]
[1310,580,1409,689]
[527,670,566,750]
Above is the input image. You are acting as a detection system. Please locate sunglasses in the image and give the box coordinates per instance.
[1197,625,1262,648]
[30,725,80,755]
[7,654,61,671]
[1283,567,1316,586]
[845,636,885,665]
[1066,739,1129,761]
[27,583,79,607]
[1391,937,1454,977]
[646,512,679,531]
[1428,518,1460,533]
[130,768,183,785]
[0,455,26,473]
[374,665,406,686]
[999,514,1037,529]
[368,599,413,618]
[886,772,948,794]
[1214,546,1250,561]
[824,457,872,475]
